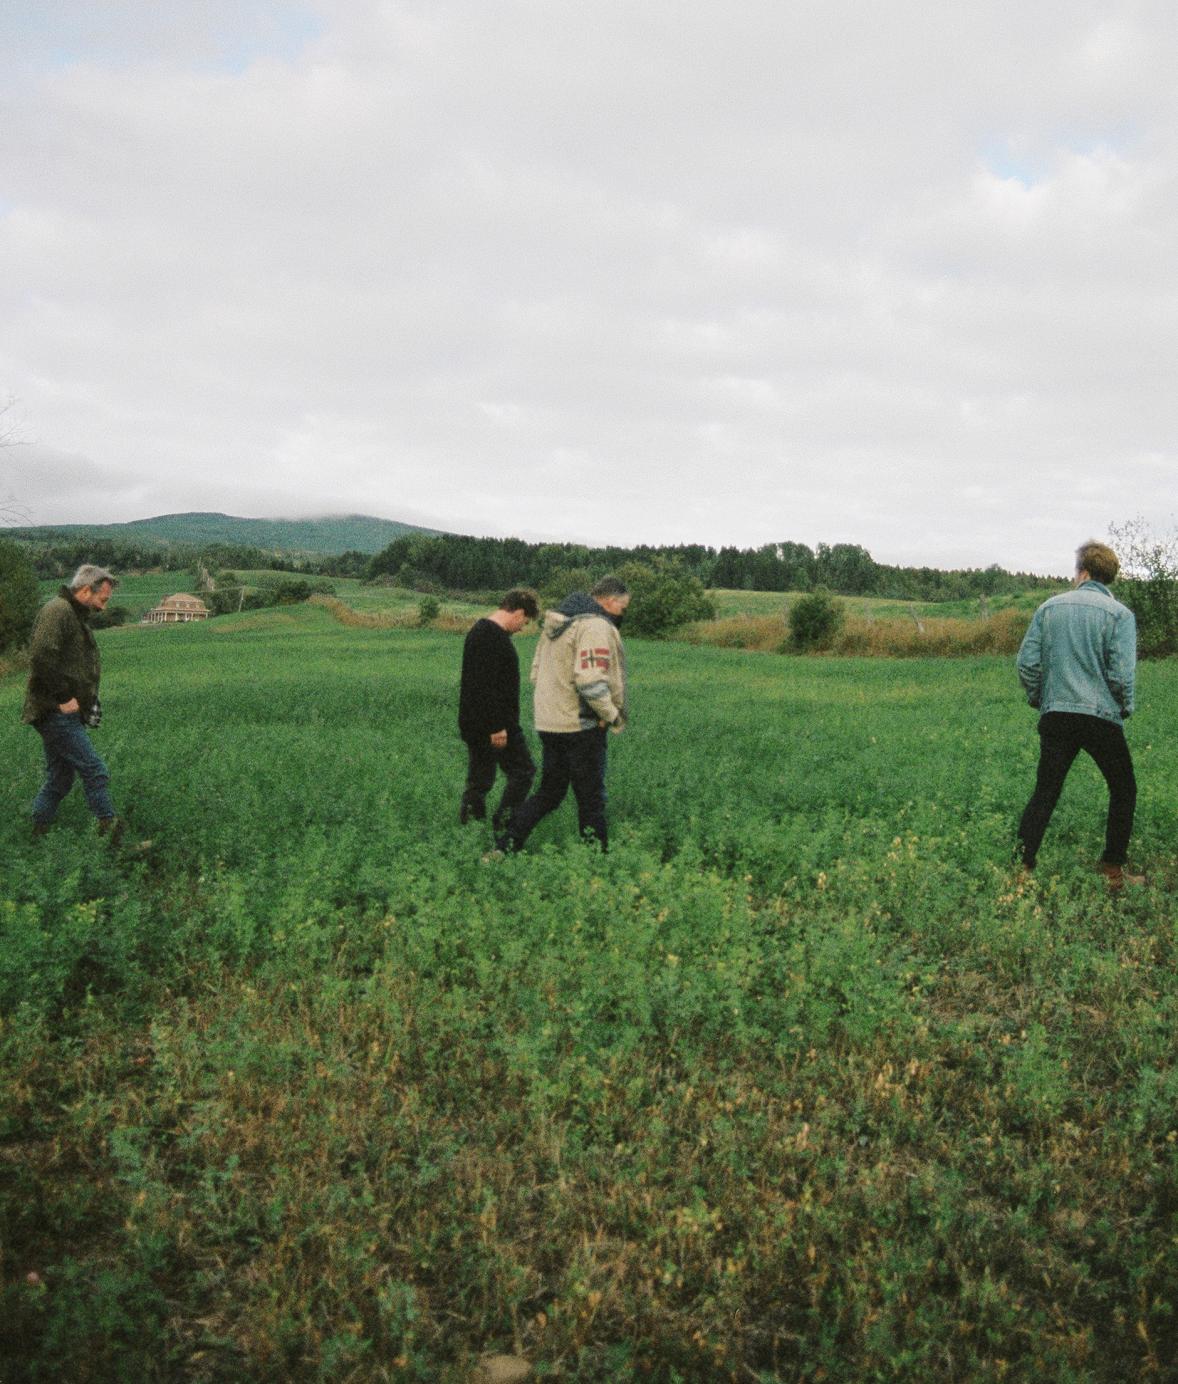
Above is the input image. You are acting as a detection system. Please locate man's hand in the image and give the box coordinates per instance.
[490,729,508,748]
[58,698,80,714]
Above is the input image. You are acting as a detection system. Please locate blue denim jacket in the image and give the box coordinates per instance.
[1016,581,1136,722]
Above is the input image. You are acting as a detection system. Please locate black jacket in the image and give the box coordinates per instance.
[458,619,521,743]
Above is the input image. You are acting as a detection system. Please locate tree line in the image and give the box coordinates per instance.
[368,532,1059,602]
[6,534,372,581]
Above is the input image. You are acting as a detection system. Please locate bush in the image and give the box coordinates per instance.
[89,605,130,630]
[417,596,441,626]
[788,588,845,651]
[0,539,39,652]
[614,559,717,637]
[1118,578,1178,658]
[539,566,596,609]
[207,585,244,616]
[1109,519,1178,657]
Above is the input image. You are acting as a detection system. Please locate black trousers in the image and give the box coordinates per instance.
[460,725,535,832]
[502,727,609,852]
[1017,712,1136,868]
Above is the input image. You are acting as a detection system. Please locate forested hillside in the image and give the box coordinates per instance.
[371,531,1062,603]
[1,511,435,558]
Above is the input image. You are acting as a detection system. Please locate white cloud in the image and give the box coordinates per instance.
[2,0,1176,572]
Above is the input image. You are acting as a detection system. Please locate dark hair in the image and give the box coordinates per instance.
[590,575,629,599]
[1075,541,1119,585]
[500,587,539,619]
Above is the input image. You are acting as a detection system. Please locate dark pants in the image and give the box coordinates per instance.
[460,725,535,832]
[502,727,609,851]
[1017,712,1136,868]
[32,711,116,825]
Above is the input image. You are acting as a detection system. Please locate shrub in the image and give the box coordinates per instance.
[615,559,717,637]
[207,584,245,616]
[788,587,845,651]
[1109,518,1178,657]
[538,566,596,608]
[417,596,441,626]
[0,540,39,652]
[269,579,314,605]
[88,605,130,630]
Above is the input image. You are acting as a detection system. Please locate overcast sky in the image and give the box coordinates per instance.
[2,1,1175,573]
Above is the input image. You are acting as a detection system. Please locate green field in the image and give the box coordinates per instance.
[2,607,1175,1380]
[66,571,1053,632]
[710,587,1060,622]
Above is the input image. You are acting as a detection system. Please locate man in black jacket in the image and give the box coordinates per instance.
[458,588,539,832]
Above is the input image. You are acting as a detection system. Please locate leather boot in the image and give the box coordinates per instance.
[1097,861,1145,890]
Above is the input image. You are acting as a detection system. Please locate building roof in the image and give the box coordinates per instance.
[158,593,209,611]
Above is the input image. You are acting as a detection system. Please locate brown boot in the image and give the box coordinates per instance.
[96,816,125,846]
[1097,861,1145,891]
[32,821,51,839]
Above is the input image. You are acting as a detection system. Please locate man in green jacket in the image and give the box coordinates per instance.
[23,564,121,837]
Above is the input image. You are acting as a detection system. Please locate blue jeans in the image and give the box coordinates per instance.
[502,727,609,851]
[31,712,116,825]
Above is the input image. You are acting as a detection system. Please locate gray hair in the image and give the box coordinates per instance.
[69,564,118,592]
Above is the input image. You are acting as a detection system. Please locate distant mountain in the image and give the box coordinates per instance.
[1,512,440,556]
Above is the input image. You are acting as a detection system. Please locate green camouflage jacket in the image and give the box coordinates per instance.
[22,588,102,725]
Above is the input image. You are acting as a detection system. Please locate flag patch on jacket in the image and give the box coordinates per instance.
[580,647,611,672]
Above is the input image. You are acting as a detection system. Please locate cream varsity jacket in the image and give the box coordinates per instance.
[530,600,627,733]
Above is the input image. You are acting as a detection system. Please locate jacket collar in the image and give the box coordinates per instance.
[61,587,92,620]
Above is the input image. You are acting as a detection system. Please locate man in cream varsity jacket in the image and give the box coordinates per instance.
[497,576,630,852]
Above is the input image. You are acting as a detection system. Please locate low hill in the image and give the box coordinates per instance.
[1,512,439,556]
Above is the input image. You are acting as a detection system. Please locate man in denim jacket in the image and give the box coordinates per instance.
[1015,540,1141,887]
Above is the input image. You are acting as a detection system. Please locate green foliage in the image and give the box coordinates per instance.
[417,595,441,625]
[367,529,1061,603]
[0,612,1176,1378]
[88,603,130,630]
[538,565,595,608]
[788,586,846,650]
[5,511,434,557]
[1110,518,1178,657]
[614,558,716,637]
[206,583,245,616]
[0,538,39,651]
[205,575,318,616]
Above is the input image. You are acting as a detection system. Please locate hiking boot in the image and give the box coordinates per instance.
[96,816,125,846]
[32,821,51,839]
[1097,862,1145,891]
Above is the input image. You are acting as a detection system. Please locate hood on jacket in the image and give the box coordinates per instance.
[544,592,613,639]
